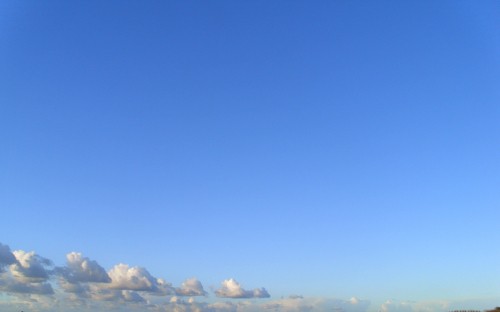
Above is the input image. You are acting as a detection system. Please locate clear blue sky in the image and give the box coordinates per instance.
[1,1,499,311]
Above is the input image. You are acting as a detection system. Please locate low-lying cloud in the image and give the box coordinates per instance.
[1,241,494,312]
[0,277,54,295]
[0,244,55,297]
[215,278,270,299]
[10,250,53,283]
[106,263,172,294]
[0,241,273,311]
[175,277,207,296]
[63,252,111,284]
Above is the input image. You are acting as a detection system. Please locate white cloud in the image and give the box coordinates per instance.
[175,277,207,296]
[10,250,52,283]
[215,278,270,299]
[63,252,111,283]
[55,252,111,301]
[106,263,173,294]
[1,241,285,311]
[0,246,55,296]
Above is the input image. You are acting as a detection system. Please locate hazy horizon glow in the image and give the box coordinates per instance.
[1,1,499,311]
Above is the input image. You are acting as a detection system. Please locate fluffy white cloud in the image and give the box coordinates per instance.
[215,278,270,299]
[0,242,282,311]
[0,245,55,297]
[106,263,173,294]
[175,277,207,296]
[62,252,111,283]
[10,250,52,283]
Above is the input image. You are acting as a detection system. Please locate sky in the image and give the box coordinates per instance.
[0,0,499,311]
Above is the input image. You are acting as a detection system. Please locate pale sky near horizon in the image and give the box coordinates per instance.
[1,1,499,311]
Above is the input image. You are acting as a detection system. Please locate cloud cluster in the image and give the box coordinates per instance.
[4,241,486,312]
[0,241,273,312]
[63,252,111,283]
[0,244,55,296]
[10,250,53,283]
[215,278,270,299]
[175,277,207,296]
[106,263,172,294]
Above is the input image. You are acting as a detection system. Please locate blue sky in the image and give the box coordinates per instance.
[1,1,499,311]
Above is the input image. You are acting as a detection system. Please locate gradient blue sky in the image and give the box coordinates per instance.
[1,1,499,311]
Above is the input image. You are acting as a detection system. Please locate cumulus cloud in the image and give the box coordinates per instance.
[0,245,55,297]
[62,252,111,284]
[106,263,173,294]
[1,241,279,311]
[55,252,112,301]
[175,277,207,296]
[215,278,270,299]
[10,250,53,283]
